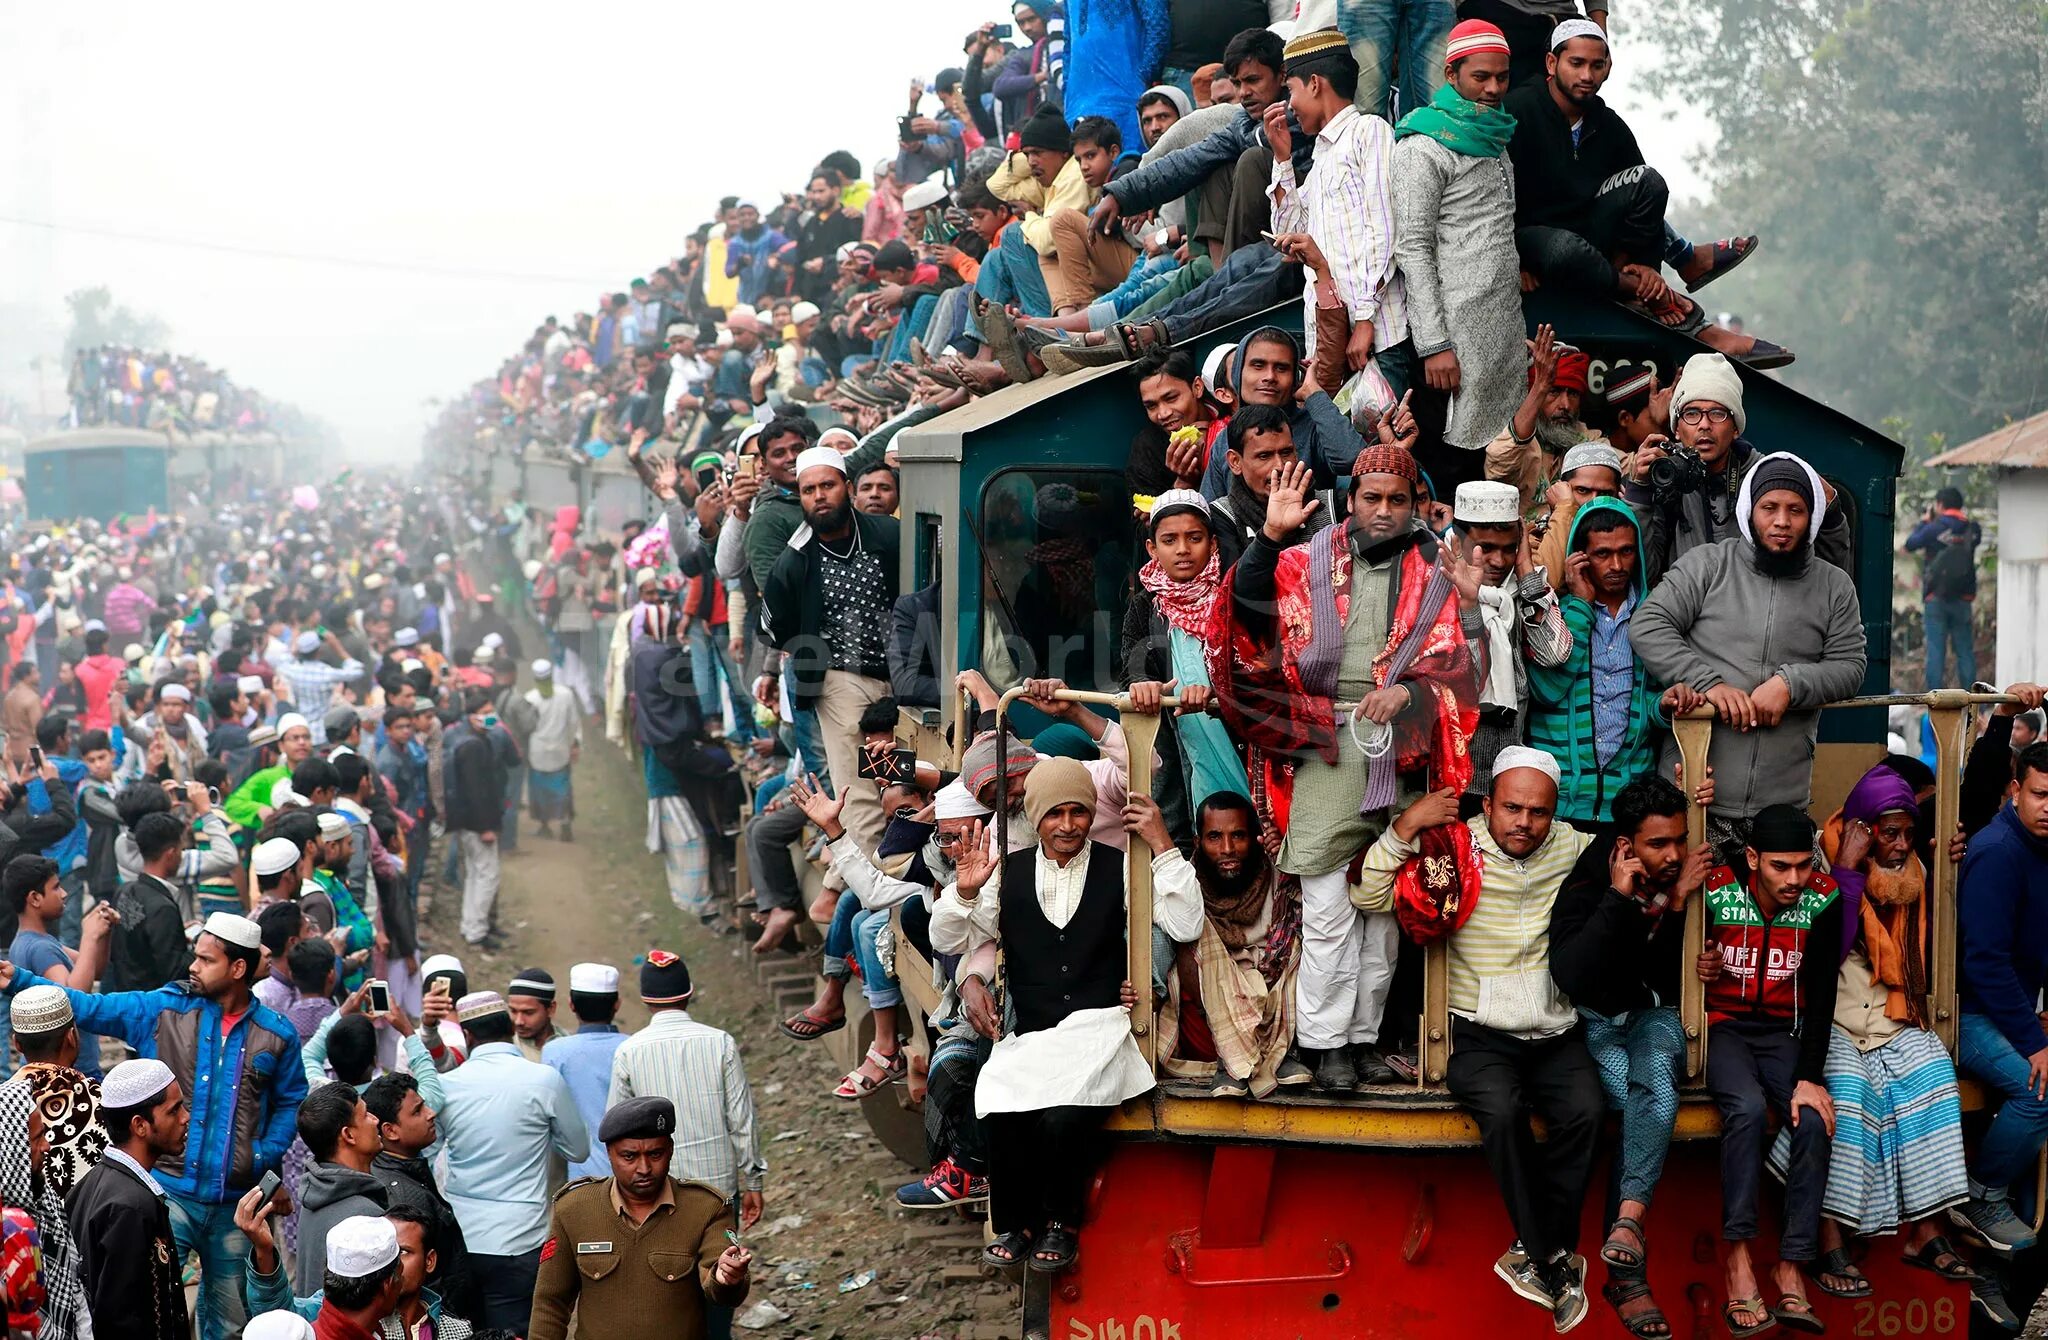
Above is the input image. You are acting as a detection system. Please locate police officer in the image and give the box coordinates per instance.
[527,1096,752,1340]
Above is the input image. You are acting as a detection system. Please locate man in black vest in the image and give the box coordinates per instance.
[67,1058,193,1340]
[938,759,1204,1275]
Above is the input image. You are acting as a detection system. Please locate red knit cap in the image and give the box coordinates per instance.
[1529,344,1592,393]
[1445,19,1511,66]
[1351,442,1419,483]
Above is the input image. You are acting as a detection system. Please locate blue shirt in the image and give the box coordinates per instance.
[7,930,101,1078]
[438,1041,590,1255]
[542,1024,629,1180]
[1589,592,1637,767]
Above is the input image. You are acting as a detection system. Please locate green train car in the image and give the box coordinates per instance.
[25,427,292,523]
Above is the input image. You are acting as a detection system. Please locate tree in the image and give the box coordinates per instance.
[1642,1,2047,442]
[63,286,169,354]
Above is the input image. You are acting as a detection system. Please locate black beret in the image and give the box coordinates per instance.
[639,949,692,1005]
[599,1095,676,1144]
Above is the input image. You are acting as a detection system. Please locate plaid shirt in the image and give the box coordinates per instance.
[277,654,363,740]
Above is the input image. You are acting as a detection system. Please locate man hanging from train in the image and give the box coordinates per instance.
[1353,746,1603,1332]
[1211,439,1479,1093]
[1631,450,1866,867]
[1696,804,1845,1337]
[930,760,1205,1274]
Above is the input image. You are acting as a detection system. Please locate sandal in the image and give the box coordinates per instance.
[1687,235,1759,291]
[1600,1215,1648,1273]
[1601,1276,1670,1339]
[1733,338,1796,370]
[983,1230,1032,1269]
[1030,1221,1081,1274]
[1803,1246,1872,1298]
[779,1007,846,1042]
[833,1043,906,1099]
[1770,1292,1825,1335]
[980,305,1029,382]
[1723,1296,1778,1338]
[1901,1234,1979,1283]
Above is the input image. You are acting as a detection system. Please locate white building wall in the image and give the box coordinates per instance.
[1996,470,2048,686]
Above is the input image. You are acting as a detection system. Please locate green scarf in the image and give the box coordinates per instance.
[1394,84,1516,159]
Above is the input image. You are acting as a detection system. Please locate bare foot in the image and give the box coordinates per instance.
[808,888,840,924]
[752,906,800,954]
[1696,324,1760,359]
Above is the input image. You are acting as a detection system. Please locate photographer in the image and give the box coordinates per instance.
[1622,353,1851,584]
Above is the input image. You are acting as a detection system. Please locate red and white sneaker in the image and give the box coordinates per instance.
[895,1157,989,1210]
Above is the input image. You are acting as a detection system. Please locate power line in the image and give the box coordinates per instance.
[0,214,620,288]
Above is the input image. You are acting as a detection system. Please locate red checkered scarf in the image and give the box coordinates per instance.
[1138,553,1222,640]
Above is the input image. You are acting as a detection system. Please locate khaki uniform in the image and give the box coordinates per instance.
[528,1174,748,1340]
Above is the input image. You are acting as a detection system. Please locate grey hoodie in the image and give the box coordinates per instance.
[1631,529,1865,821]
[294,1162,390,1296]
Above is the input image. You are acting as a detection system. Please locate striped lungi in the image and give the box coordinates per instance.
[1768,1025,1967,1234]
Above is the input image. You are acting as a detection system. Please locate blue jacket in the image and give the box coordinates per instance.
[35,758,90,874]
[7,969,307,1203]
[1959,803,2048,1056]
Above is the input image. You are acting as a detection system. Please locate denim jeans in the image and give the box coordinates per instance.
[499,763,524,853]
[1086,253,1197,326]
[1334,0,1454,121]
[782,660,831,785]
[1583,1006,1685,1210]
[1156,243,1304,345]
[924,284,973,356]
[1706,1020,1827,1260]
[690,621,758,743]
[1960,1012,2048,1194]
[167,1191,251,1340]
[968,226,1053,342]
[823,889,862,982]
[887,293,940,364]
[852,907,903,1008]
[1924,597,1977,690]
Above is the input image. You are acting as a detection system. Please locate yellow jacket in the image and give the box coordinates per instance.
[986,151,1096,257]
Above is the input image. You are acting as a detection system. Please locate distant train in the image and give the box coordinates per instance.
[22,426,307,522]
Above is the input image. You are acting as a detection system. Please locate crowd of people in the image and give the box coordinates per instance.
[0,3,2031,1340]
[62,348,293,437]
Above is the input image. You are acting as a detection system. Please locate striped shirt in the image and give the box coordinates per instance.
[605,1010,766,1195]
[276,654,364,742]
[1269,104,1409,363]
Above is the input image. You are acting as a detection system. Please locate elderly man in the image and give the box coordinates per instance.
[1485,326,1591,512]
[1634,451,1866,864]
[1353,748,1601,1331]
[933,761,1203,1275]
[529,1097,753,1340]
[1214,441,1478,1091]
[1392,19,1522,481]
[1624,353,1852,582]
[1697,805,1844,1337]
[140,681,210,780]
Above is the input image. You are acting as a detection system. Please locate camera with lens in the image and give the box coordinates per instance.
[1648,443,1708,505]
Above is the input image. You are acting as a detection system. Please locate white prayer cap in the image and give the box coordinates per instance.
[1560,440,1625,480]
[158,683,193,703]
[901,178,949,212]
[794,445,848,481]
[420,953,465,981]
[531,658,555,680]
[293,631,321,655]
[570,962,621,995]
[316,812,351,841]
[101,1058,175,1109]
[244,1313,314,1340]
[203,911,263,951]
[1491,745,1563,786]
[1453,481,1522,525]
[634,568,659,589]
[237,674,265,696]
[521,559,543,582]
[401,658,424,674]
[933,781,991,821]
[392,627,420,648]
[433,552,451,565]
[817,427,859,452]
[470,647,494,665]
[363,573,386,590]
[791,301,821,325]
[456,991,510,1023]
[252,837,302,878]
[482,633,504,650]
[1550,16,1606,50]
[1200,341,1233,390]
[325,1216,400,1279]
[735,422,767,451]
[10,985,72,1035]
[277,713,311,736]
[123,643,146,663]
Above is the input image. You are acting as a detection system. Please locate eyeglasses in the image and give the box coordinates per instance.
[933,831,964,847]
[1678,406,1733,426]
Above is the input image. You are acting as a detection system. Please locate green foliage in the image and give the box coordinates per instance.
[1641,0,2048,444]
[63,286,169,355]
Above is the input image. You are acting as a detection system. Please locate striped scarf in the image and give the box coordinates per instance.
[0,1084,86,1340]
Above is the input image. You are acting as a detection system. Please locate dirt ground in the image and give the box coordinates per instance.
[417,732,1017,1339]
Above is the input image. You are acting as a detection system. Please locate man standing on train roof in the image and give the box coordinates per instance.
[1954,742,2048,1253]
[1631,449,1866,866]
[1694,804,1844,1337]
[1352,747,1602,1333]
[1213,439,1479,1093]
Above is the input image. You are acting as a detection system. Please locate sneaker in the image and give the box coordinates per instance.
[1208,1070,1250,1098]
[1275,1051,1313,1088]
[1351,1046,1401,1087]
[895,1157,989,1210]
[1309,1047,1357,1093]
[1972,1276,2022,1332]
[1494,1244,1553,1308]
[1544,1256,1589,1334]
[1952,1197,2039,1253]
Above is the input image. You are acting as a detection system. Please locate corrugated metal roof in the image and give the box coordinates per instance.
[1926,408,2048,468]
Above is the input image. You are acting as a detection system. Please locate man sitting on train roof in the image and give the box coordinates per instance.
[932,762,1204,1275]
[1212,439,1479,1093]
[1353,747,1601,1333]
[1632,450,1866,867]
[1547,774,1706,1340]
[1695,804,1845,1338]
[1623,353,1852,583]
[1954,741,2048,1255]
[1151,792,1306,1099]
[1504,22,1788,369]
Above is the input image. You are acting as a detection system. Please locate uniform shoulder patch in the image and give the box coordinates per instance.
[552,1175,607,1204]
[540,1236,559,1263]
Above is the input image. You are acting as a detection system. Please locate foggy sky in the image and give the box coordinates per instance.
[0,2,1707,462]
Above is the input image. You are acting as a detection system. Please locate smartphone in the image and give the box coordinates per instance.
[991,21,1012,37]
[367,980,391,1016]
[696,464,722,490]
[208,786,222,805]
[1259,230,1279,245]
[857,746,917,784]
[255,1169,281,1202]
[26,746,41,770]
[737,456,759,482]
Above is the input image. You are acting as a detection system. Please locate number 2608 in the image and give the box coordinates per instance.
[1851,1298,1957,1336]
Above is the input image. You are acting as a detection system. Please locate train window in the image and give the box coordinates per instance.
[975,468,1132,694]
[914,512,943,593]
